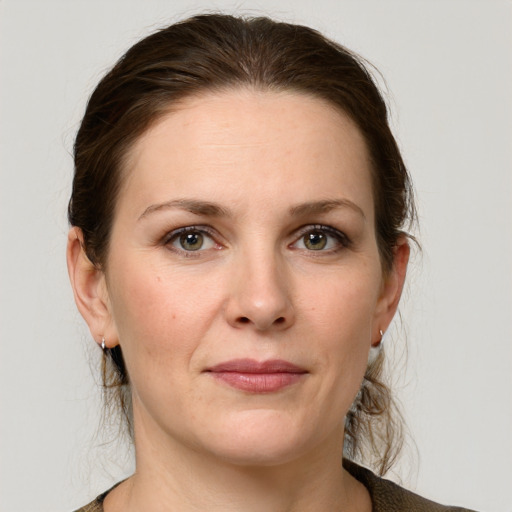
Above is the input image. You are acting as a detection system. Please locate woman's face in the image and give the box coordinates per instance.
[92,90,405,466]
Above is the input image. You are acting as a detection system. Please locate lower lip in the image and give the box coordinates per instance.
[209,372,305,393]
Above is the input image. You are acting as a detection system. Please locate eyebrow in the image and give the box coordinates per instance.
[289,199,366,220]
[138,199,231,220]
[138,197,365,221]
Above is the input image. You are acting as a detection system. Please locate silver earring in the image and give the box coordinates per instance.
[368,329,385,365]
[101,337,106,351]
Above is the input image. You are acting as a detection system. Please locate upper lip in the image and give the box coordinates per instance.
[205,358,307,374]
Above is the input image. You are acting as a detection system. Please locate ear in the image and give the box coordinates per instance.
[372,236,410,346]
[66,227,118,348]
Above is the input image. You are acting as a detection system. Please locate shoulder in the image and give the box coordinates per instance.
[73,499,103,512]
[343,459,477,512]
[73,488,109,512]
[73,479,127,512]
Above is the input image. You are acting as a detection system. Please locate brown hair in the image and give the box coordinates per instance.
[69,13,415,476]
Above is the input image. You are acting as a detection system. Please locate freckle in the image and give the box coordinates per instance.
[172,314,176,320]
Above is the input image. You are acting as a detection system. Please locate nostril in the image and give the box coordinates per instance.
[234,315,289,328]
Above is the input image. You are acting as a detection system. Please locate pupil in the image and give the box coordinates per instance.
[306,232,326,250]
[180,232,203,250]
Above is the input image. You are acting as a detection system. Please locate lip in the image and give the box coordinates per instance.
[205,358,308,393]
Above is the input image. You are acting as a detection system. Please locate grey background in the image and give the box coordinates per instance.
[1,1,511,511]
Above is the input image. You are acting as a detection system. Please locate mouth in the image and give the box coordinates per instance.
[204,359,308,393]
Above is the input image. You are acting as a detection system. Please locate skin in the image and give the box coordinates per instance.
[67,89,409,512]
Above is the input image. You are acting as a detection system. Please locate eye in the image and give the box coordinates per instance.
[178,232,205,251]
[303,231,328,250]
[292,225,349,252]
[165,227,218,253]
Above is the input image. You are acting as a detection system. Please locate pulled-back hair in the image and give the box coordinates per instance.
[69,13,415,476]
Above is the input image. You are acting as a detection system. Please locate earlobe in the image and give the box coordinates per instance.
[373,237,410,344]
[66,227,117,347]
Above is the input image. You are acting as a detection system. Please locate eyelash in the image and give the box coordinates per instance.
[161,224,350,257]
[162,225,220,258]
[292,224,351,253]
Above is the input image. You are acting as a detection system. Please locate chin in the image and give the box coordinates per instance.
[194,409,323,467]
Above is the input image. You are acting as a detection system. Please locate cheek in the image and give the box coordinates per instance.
[301,268,380,383]
[106,268,201,424]
[305,270,379,338]
[106,258,228,380]
[111,269,174,343]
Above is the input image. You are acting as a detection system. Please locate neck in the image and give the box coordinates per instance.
[105,411,370,512]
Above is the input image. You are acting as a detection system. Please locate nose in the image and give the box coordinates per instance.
[225,249,295,331]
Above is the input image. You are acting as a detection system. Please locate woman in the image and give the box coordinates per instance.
[67,14,476,512]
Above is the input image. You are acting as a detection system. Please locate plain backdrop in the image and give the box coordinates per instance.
[1,1,511,511]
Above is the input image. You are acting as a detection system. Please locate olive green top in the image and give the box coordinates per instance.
[74,460,477,512]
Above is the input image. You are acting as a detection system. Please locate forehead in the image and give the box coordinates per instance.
[120,88,374,220]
